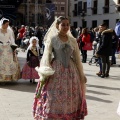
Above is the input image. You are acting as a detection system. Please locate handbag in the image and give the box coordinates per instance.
[82,42,92,50]
[80,41,85,47]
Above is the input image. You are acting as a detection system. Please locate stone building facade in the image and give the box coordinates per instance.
[17,0,69,26]
[70,0,120,29]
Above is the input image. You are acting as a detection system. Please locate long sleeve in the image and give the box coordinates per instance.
[73,40,87,83]
[27,50,30,62]
[9,29,16,45]
[35,38,54,78]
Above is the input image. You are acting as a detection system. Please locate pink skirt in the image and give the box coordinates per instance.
[33,60,87,120]
[22,63,39,79]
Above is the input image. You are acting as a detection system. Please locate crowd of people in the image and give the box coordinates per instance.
[0,16,120,119]
[73,23,120,78]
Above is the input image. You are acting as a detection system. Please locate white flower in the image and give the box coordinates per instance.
[35,66,55,98]
[35,66,55,81]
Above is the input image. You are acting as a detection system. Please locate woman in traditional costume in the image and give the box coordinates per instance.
[22,36,40,83]
[0,18,20,82]
[33,16,88,120]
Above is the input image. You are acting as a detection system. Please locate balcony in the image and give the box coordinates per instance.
[115,4,120,12]
[103,5,109,13]
[91,7,97,14]
[72,10,77,16]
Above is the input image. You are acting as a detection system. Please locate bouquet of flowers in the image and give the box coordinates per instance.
[35,66,55,98]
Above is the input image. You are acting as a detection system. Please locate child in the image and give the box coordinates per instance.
[22,36,40,83]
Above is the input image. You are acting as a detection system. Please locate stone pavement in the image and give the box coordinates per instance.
[0,50,120,120]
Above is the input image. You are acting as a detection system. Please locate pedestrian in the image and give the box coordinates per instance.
[80,28,92,63]
[34,26,43,48]
[0,18,20,82]
[33,16,87,120]
[96,27,103,76]
[21,36,40,83]
[96,23,113,78]
[17,25,25,47]
[70,26,78,38]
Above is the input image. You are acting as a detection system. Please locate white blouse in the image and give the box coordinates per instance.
[0,28,15,45]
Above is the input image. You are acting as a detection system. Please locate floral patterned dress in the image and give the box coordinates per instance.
[33,35,87,120]
[0,28,20,82]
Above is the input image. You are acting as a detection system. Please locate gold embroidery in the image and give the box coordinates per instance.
[31,47,38,56]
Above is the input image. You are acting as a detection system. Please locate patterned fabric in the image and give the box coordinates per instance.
[0,45,21,82]
[22,56,39,79]
[33,60,87,120]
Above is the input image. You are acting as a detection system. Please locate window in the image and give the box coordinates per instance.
[55,7,57,10]
[92,20,97,28]
[38,0,42,4]
[92,0,97,14]
[103,20,109,28]
[103,0,109,13]
[105,0,109,6]
[73,22,78,28]
[78,1,82,15]
[116,19,119,23]
[61,7,65,11]
[83,2,87,13]
[82,20,87,28]
[46,0,52,3]
[73,4,78,16]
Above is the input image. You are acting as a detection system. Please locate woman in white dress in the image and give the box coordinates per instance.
[0,18,20,82]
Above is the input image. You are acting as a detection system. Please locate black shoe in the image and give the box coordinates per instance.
[82,61,86,63]
[105,74,109,77]
[101,74,105,78]
[32,79,36,84]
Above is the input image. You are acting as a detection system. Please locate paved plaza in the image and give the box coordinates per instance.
[0,50,120,120]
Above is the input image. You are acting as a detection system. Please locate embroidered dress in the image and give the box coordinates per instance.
[0,28,20,82]
[22,47,40,79]
[33,35,87,120]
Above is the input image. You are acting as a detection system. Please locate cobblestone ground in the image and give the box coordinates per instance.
[0,50,120,120]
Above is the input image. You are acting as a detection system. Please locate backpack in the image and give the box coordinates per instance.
[115,21,120,37]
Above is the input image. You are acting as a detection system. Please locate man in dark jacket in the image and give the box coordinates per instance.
[97,23,113,78]
[34,26,43,48]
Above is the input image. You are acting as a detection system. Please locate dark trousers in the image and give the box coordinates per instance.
[101,56,110,75]
[16,39,22,47]
[82,50,87,62]
[111,49,116,64]
[80,45,83,54]
[98,57,102,72]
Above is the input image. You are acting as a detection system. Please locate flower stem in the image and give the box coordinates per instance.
[36,80,45,98]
